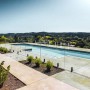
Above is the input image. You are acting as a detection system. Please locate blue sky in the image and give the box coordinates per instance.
[0,0,90,33]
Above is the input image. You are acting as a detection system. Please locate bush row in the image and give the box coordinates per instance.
[0,47,9,53]
[27,56,53,72]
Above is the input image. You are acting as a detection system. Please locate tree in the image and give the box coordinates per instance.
[0,36,8,43]
[75,41,85,48]
[14,35,19,42]
[8,37,14,43]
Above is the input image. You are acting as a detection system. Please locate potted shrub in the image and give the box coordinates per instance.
[35,58,42,67]
[46,61,53,72]
[27,56,34,64]
[0,61,10,88]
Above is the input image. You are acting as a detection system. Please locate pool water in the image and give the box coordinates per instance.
[13,44,90,59]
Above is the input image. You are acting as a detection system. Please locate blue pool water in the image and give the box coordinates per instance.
[13,44,90,59]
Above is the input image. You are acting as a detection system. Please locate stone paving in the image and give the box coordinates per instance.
[53,71,90,90]
[17,77,78,90]
[0,54,78,90]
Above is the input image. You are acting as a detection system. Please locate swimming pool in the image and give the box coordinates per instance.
[12,44,90,59]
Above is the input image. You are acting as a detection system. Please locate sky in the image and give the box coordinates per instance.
[0,0,90,33]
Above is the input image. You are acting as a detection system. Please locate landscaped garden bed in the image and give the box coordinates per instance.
[0,73,25,90]
[0,61,25,90]
[20,56,64,76]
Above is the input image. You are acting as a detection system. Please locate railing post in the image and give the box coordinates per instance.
[57,63,59,68]
[43,59,45,63]
[71,67,73,72]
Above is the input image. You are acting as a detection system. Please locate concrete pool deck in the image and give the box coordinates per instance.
[0,54,78,90]
[53,71,90,90]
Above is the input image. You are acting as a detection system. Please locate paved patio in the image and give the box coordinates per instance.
[0,54,78,90]
[53,71,90,90]
[17,77,78,90]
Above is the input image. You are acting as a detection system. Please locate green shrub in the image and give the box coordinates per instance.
[35,58,42,67]
[0,61,10,88]
[2,48,8,53]
[46,61,53,72]
[0,47,8,53]
[0,47,3,52]
[27,56,34,63]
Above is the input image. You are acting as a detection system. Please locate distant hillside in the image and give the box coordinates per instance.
[0,32,90,48]
[0,32,90,38]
